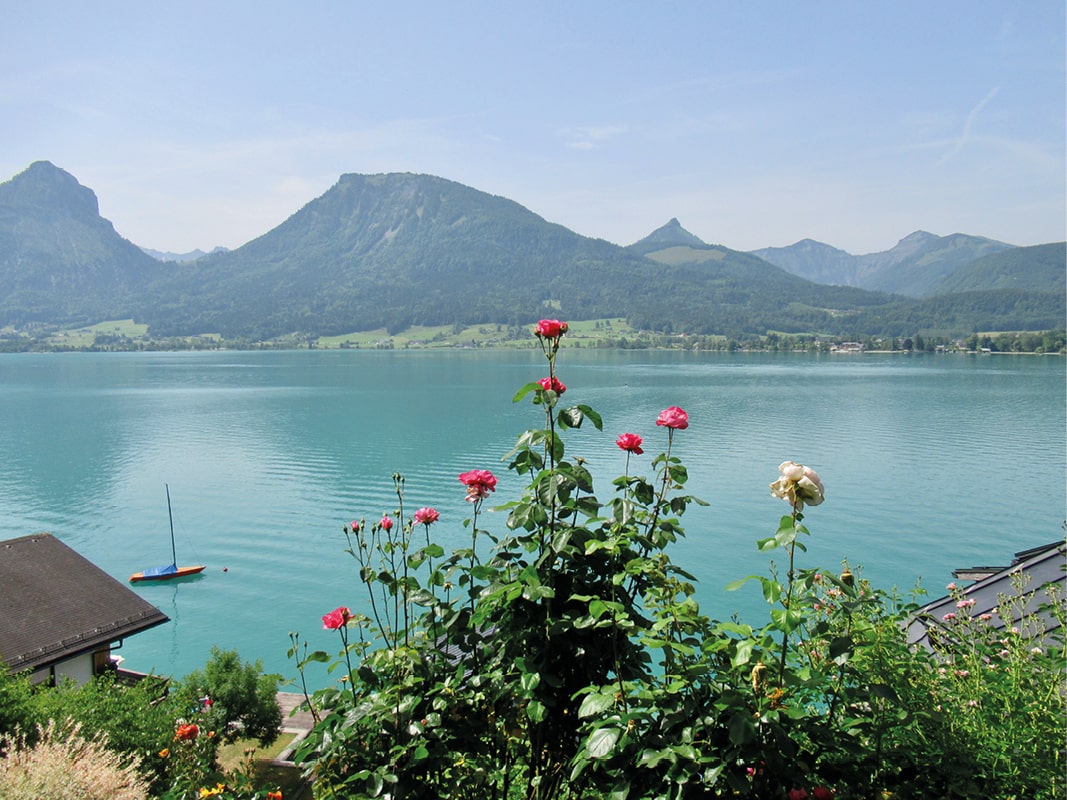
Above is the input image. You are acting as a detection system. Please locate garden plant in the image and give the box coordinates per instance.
[290,319,1066,799]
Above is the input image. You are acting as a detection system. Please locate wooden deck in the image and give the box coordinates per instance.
[276,691,316,733]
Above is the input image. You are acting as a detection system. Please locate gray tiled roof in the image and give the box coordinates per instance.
[907,540,1066,649]
[0,533,169,673]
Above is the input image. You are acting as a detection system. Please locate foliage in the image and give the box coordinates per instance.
[288,320,1065,799]
[0,719,150,800]
[9,652,283,798]
[28,671,175,791]
[179,647,283,747]
[0,666,38,739]
[932,242,1067,296]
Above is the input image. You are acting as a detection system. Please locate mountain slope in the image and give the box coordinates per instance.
[930,242,1066,295]
[0,162,166,327]
[748,239,859,286]
[145,172,678,337]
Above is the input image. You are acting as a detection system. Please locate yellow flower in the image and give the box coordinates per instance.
[198,783,227,798]
[158,748,169,758]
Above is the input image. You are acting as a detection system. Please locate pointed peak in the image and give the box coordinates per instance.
[0,160,100,220]
[632,218,707,248]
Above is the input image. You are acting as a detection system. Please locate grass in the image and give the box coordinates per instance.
[215,733,307,797]
[314,318,639,349]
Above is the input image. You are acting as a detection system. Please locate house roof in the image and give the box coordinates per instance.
[907,540,1066,649]
[0,533,169,673]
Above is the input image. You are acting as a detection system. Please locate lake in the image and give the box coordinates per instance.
[0,349,1063,690]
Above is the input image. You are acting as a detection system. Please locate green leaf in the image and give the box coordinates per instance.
[725,575,758,592]
[512,382,541,403]
[586,726,621,759]
[728,712,756,745]
[576,403,603,430]
[578,691,616,717]
[526,699,546,723]
[770,607,803,633]
[760,577,782,605]
[520,672,541,692]
[558,406,584,429]
[731,638,755,668]
[828,634,854,660]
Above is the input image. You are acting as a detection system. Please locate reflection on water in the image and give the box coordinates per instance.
[0,350,1063,689]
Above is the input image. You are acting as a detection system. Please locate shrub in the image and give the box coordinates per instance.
[0,665,38,739]
[0,719,149,800]
[179,647,282,747]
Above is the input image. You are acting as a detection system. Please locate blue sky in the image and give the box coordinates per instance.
[2,2,1064,255]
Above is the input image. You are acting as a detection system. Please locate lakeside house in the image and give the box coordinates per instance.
[0,532,168,685]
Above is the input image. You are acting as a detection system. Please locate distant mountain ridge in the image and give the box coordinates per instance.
[141,245,230,262]
[0,161,1062,341]
[750,231,1016,296]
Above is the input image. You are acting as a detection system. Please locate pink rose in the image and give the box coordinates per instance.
[322,606,353,630]
[788,789,809,800]
[538,375,566,394]
[380,515,393,531]
[655,406,689,430]
[536,319,568,338]
[459,469,498,502]
[615,433,644,454]
[413,507,439,525]
[813,788,833,800]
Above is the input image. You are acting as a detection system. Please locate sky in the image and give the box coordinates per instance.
[1,2,1064,255]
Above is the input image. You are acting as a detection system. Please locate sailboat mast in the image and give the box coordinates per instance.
[166,483,177,566]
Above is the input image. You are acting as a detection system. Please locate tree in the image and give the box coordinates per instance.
[180,647,282,746]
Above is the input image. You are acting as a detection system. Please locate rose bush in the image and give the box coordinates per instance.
[288,318,1065,800]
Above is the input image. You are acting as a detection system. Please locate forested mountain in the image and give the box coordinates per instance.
[144,172,668,337]
[929,242,1066,295]
[0,162,1062,343]
[751,231,1016,296]
[0,161,167,328]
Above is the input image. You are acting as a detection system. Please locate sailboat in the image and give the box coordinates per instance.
[129,484,206,582]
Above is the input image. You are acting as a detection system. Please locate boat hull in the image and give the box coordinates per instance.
[129,565,206,583]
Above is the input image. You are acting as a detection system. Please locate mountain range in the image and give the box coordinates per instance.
[0,161,1062,342]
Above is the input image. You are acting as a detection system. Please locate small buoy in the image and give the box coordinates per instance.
[222,567,228,573]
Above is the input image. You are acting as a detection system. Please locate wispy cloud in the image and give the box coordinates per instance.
[938,86,1000,164]
[561,125,627,150]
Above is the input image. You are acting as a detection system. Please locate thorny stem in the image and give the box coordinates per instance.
[394,474,411,649]
[777,502,800,685]
[290,633,321,725]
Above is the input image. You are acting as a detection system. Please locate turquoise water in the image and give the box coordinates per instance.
[1,349,1063,690]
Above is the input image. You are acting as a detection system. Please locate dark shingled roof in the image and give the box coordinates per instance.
[0,532,169,673]
[907,540,1066,650]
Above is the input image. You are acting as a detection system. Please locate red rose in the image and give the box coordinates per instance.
[538,376,566,394]
[535,319,567,338]
[813,788,833,800]
[413,507,439,525]
[322,606,353,630]
[655,406,689,430]
[459,469,497,502]
[615,433,644,454]
[787,790,809,800]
